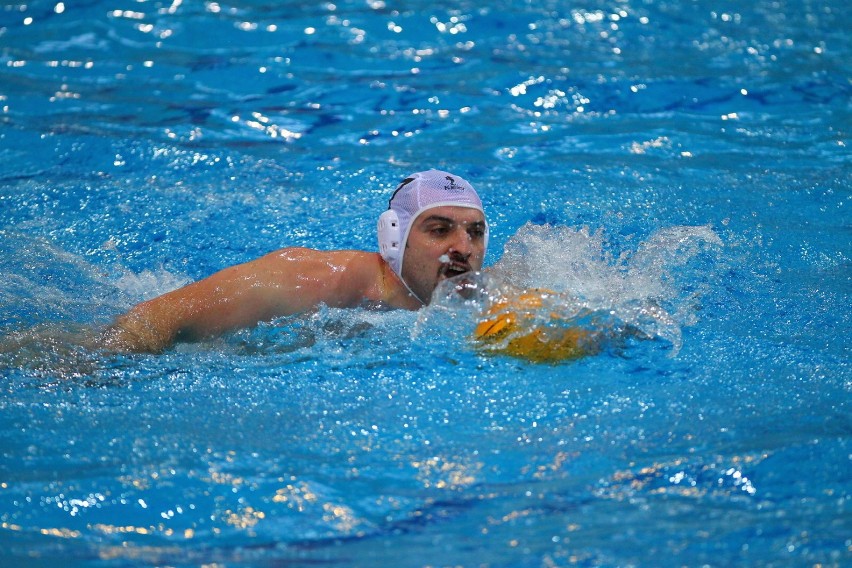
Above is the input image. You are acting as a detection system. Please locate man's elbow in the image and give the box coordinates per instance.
[102,305,175,354]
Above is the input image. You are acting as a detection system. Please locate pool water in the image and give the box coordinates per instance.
[1,0,849,566]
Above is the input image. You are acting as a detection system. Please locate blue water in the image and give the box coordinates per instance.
[1,1,849,566]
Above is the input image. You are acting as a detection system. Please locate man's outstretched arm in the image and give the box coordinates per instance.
[102,248,387,353]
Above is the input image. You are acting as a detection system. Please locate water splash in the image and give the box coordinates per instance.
[112,268,191,303]
[0,232,194,381]
[417,223,723,357]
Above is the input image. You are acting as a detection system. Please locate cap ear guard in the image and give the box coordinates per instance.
[377,209,402,261]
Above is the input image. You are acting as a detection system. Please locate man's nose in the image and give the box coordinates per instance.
[448,227,474,256]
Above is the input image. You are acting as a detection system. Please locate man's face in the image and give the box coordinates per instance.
[401,205,487,303]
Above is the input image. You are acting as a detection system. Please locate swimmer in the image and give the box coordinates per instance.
[103,169,489,353]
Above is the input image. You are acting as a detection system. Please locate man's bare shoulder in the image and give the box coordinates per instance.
[224,247,418,310]
[259,247,379,269]
[248,247,385,302]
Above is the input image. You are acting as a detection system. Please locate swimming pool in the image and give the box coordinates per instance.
[1,0,849,565]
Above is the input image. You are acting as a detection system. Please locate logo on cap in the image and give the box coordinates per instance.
[444,176,464,192]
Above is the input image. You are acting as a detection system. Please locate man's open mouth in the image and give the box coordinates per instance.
[440,262,471,279]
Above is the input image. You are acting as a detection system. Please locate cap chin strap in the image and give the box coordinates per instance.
[396,271,427,306]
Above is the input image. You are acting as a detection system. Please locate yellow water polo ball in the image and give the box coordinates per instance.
[473,289,592,363]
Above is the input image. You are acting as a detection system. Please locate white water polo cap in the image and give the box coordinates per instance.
[377,169,488,278]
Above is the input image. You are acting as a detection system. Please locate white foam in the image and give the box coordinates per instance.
[114,268,191,301]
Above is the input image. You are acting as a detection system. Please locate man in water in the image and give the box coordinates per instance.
[103,169,489,353]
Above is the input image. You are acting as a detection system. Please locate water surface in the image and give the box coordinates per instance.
[1,1,849,566]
